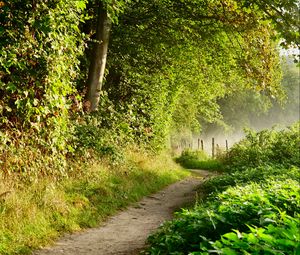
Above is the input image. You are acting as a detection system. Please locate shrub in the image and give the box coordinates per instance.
[193,214,300,255]
[145,179,300,255]
[225,122,300,168]
[145,123,300,255]
[199,165,300,196]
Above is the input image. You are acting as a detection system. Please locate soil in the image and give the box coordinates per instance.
[33,170,216,255]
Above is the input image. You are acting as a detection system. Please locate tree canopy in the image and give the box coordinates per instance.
[0,0,299,173]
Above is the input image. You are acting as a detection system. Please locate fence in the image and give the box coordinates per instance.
[173,138,230,158]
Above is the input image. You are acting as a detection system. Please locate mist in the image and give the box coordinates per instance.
[171,56,299,155]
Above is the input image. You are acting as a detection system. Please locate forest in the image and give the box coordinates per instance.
[0,0,299,254]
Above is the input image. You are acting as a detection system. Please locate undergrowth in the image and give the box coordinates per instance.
[146,179,300,254]
[175,149,222,171]
[145,123,300,255]
[0,150,188,255]
[224,122,300,168]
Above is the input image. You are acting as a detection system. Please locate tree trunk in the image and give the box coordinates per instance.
[85,2,111,112]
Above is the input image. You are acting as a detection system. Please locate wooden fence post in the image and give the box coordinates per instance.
[197,138,200,150]
[226,140,228,152]
[212,138,215,158]
[201,139,204,151]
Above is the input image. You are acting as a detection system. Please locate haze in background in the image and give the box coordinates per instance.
[197,55,299,154]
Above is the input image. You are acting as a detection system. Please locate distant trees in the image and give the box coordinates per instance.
[199,60,299,138]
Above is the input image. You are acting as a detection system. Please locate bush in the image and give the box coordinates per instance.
[225,122,300,168]
[145,123,300,255]
[194,214,300,255]
[145,179,300,255]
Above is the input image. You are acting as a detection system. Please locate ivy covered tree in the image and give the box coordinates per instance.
[0,0,86,173]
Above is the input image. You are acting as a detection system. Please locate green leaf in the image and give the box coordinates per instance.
[223,232,240,242]
[222,247,238,255]
[246,233,258,244]
[76,0,86,10]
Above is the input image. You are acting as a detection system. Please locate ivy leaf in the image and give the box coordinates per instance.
[76,0,86,10]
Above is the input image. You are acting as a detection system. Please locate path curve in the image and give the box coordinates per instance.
[33,170,215,255]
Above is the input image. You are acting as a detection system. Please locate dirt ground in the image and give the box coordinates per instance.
[33,170,215,255]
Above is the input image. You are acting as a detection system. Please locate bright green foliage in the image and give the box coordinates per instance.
[0,0,84,135]
[175,149,222,170]
[218,58,300,130]
[245,0,300,48]
[145,179,300,254]
[0,1,299,253]
[0,0,294,175]
[259,61,300,127]
[145,123,300,254]
[200,165,300,196]
[200,59,299,135]
[102,0,285,150]
[193,215,300,255]
[225,122,300,168]
[0,0,85,174]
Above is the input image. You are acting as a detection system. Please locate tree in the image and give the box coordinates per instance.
[84,0,131,111]
[100,0,286,148]
[85,1,111,112]
[84,0,299,113]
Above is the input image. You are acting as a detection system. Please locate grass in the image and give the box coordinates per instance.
[0,150,189,255]
[179,159,222,170]
[175,149,223,170]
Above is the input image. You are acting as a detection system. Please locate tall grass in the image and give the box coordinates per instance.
[0,150,189,255]
[175,149,222,170]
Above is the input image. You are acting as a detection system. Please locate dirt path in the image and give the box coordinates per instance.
[33,170,215,255]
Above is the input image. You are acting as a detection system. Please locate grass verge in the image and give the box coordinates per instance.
[175,149,223,170]
[0,150,189,255]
